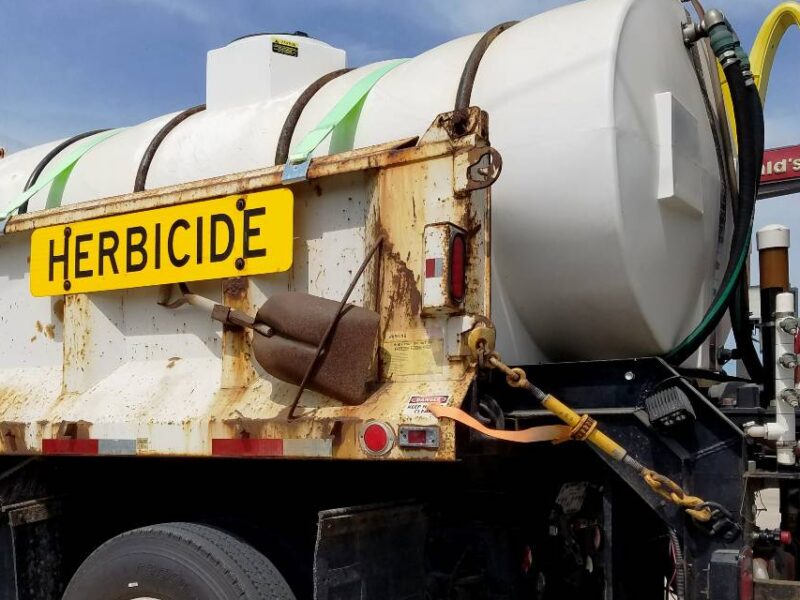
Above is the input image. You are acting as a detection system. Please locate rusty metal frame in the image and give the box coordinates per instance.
[5,134,467,233]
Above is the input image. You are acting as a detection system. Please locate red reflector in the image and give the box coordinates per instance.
[360,421,394,456]
[449,234,466,303]
[407,429,427,444]
[425,258,437,278]
[43,439,99,455]
[364,424,388,452]
[398,425,441,449]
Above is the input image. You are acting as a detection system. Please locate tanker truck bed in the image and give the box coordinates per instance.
[0,109,495,462]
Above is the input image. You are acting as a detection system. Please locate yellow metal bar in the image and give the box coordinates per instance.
[541,395,627,461]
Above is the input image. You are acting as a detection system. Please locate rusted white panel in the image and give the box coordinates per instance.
[0,120,490,460]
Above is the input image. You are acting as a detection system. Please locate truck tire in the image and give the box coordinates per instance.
[62,522,296,600]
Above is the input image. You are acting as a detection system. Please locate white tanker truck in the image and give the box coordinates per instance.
[0,0,796,598]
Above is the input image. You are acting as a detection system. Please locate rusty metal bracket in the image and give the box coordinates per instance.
[287,236,384,421]
[455,146,503,195]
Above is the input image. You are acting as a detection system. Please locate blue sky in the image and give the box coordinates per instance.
[1,0,799,286]
[1,0,798,152]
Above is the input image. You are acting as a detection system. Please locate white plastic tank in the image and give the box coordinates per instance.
[0,0,725,365]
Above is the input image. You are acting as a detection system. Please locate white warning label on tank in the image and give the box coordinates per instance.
[403,395,449,417]
[382,330,444,377]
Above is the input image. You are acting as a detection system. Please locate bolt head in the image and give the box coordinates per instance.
[235,258,245,270]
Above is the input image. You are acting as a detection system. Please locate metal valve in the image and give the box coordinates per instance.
[780,317,799,335]
[779,353,799,369]
[780,388,800,407]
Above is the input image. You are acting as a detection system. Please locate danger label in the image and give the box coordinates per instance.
[403,395,449,417]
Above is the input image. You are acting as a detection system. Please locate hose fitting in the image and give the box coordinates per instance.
[701,10,754,79]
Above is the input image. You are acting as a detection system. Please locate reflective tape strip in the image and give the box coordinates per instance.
[42,439,99,455]
[287,59,408,165]
[284,438,333,457]
[42,438,138,455]
[425,258,444,278]
[212,439,283,457]
[97,439,137,455]
[211,438,333,457]
[2,128,125,219]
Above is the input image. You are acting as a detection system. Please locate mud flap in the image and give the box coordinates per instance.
[314,503,426,600]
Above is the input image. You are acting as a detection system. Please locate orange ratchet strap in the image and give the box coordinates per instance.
[427,404,571,444]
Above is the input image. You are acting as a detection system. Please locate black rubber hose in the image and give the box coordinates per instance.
[732,276,763,379]
[665,63,761,365]
[19,129,109,214]
[730,87,765,380]
[134,104,206,192]
[454,21,517,111]
[274,68,352,165]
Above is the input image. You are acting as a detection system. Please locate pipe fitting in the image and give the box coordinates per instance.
[683,21,704,45]
[781,389,800,407]
[780,317,799,335]
[779,353,798,370]
[702,8,726,31]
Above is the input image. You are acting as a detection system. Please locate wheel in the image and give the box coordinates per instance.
[62,522,296,600]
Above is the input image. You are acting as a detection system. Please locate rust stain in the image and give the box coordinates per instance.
[44,324,55,340]
[0,424,27,453]
[35,321,43,333]
[387,249,422,316]
[167,356,182,369]
[53,298,65,323]
[222,277,256,389]
[29,336,36,343]
[222,277,248,300]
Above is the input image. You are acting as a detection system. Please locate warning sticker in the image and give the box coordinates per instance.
[555,482,588,514]
[403,395,449,417]
[272,38,299,57]
[381,330,444,377]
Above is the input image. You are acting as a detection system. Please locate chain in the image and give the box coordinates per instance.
[474,339,723,529]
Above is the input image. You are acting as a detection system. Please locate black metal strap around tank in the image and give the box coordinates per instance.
[18,129,110,214]
[134,104,206,192]
[454,21,518,111]
[274,68,352,165]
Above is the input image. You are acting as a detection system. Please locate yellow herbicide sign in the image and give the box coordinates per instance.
[30,189,293,296]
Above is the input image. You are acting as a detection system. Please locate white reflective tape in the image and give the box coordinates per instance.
[283,438,333,457]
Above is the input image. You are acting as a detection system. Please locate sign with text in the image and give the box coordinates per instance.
[30,189,293,296]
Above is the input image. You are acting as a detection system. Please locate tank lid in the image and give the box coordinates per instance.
[206,33,346,111]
